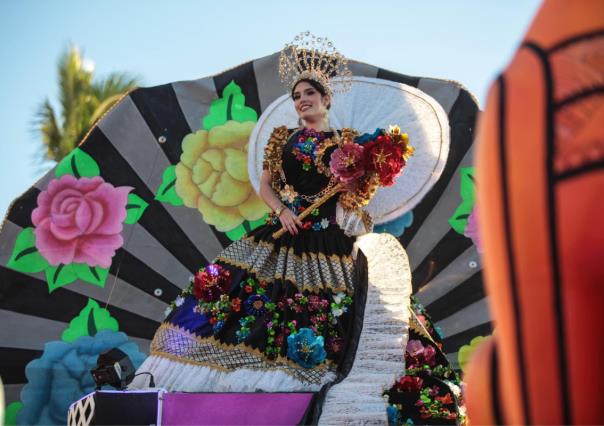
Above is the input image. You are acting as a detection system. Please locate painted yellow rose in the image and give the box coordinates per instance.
[175,121,268,231]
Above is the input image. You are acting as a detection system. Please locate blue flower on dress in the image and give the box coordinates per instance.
[387,405,401,425]
[213,320,224,333]
[287,328,327,368]
[244,294,270,317]
[312,222,322,231]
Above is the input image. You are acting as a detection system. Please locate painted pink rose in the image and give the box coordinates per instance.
[31,175,132,268]
[464,206,482,253]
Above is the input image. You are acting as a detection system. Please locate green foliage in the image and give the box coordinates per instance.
[35,45,140,162]
[55,148,100,178]
[61,299,119,342]
[155,165,183,206]
[448,167,476,235]
[124,193,149,224]
[202,81,258,130]
[7,228,49,273]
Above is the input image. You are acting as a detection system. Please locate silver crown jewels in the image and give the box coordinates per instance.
[279,31,353,96]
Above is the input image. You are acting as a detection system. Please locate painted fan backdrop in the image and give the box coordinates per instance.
[0,52,486,425]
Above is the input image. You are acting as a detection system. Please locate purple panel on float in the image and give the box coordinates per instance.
[161,392,314,425]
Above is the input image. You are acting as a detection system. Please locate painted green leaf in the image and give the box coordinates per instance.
[225,214,269,241]
[225,223,247,242]
[61,298,119,342]
[202,81,258,130]
[124,193,149,224]
[155,165,183,206]
[459,167,476,203]
[45,263,78,293]
[248,214,268,231]
[448,200,474,235]
[7,227,49,273]
[55,148,100,178]
[73,263,109,287]
[4,401,23,426]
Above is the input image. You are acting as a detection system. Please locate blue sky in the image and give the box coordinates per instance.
[0,0,542,219]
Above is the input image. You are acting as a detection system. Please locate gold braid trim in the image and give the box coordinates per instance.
[150,323,335,384]
[315,137,338,177]
[338,173,380,210]
[314,128,359,178]
[215,236,355,295]
[263,126,290,192]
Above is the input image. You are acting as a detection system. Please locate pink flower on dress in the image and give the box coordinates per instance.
[464,206,482,253]
[31,175,131,268]
[329,142,366,183]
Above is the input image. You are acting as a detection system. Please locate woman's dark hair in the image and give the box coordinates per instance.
[291,79,331,109]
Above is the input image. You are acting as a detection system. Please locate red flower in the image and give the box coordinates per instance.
[395,375,424,392]
[329,142,366,183]
[209,317,217,325]
[436,393,454,405]
[364,136,406,187]
[231,297,241,312]
[193,264,231,302]
[244,285,253,294]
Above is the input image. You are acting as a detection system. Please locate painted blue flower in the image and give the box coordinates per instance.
[312,222,322,231]
[244,294,269,317]
[17,330,146,425]
[374,211,414,237]
[287,328,327,368]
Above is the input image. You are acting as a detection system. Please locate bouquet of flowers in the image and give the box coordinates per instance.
[272,125,414,238]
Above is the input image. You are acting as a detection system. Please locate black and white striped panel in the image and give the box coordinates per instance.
[0,52,485,402]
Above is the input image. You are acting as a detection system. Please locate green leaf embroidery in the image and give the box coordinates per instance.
[124,193,149,224]
[7,228,49,273]
[72,263,109,287]
[155,165,183,206]
[55,148,100,178]
[61,298,119,342]
[45,263,78,293]
[202,81,258,130]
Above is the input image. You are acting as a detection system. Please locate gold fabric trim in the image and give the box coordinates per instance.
[215,236,355,294]
[151,323,335,385]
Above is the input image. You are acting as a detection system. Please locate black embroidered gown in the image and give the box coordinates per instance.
[134,127,368,392]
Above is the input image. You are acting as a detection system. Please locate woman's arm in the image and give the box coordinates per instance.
[260,169,302,235]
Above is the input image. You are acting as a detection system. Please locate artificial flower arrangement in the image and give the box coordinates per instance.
[272,125,414,238]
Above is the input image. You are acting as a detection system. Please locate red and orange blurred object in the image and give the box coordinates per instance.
[465,1,604,424]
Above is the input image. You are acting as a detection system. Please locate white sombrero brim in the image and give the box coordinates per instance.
[248,76,450,224]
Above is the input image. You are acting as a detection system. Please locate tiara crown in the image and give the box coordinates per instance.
[279,32,352,96]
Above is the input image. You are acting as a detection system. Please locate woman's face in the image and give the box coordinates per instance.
[292,81,330,123]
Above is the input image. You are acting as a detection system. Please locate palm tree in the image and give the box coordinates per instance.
[36,45,140,162]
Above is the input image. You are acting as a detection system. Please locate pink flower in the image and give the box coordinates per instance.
[329,142,366,183]
[464,206,482,252]
[406,339,425,357]
[31,175,131,268]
